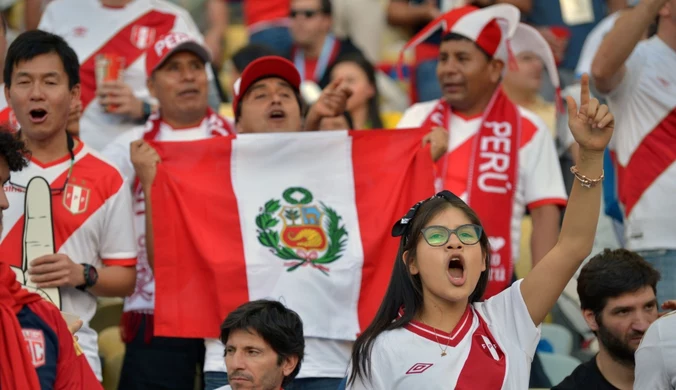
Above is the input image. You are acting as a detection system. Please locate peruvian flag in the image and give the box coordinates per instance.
[151,129,435,338]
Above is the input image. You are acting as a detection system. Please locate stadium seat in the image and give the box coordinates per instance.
[537,352,581,385]
[540,323,574,355]
[98,326,125,390]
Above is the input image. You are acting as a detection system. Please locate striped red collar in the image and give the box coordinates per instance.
[400,305,474,346]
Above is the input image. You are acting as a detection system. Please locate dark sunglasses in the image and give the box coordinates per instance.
[290,9,321,18]
[421,224,483,246]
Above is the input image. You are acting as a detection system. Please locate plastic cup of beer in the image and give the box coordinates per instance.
[95,54,125,111]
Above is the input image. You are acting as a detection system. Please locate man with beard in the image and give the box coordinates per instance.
[553,248,661,390]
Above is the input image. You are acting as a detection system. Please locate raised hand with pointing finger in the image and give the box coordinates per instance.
[566,73,614,154]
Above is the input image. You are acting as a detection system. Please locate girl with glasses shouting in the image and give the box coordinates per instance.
[346,74,614,389]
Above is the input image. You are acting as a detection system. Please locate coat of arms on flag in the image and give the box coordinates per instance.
[257,187,347,276]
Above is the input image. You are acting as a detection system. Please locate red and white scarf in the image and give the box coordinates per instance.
[143,107,234,141]
[422,87,521,299]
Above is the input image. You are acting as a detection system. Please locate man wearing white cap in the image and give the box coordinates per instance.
[591,0,676,308]
[101,31,235,390]
[201,56,353,390]
[397,5,567,300]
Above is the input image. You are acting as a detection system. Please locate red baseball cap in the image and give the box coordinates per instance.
[232,56,301,118]
[145,32,211,77]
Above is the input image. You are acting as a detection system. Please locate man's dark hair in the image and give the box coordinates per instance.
[319,0,332,15]
[441,32,492,61]
[220,300,304,386]
[577,248,661,316]
[232,44,280,73]
[4,30,80,89]
[0,128,29,172]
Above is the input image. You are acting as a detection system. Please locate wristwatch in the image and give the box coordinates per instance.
[141,101,153,121]
[76,264,99,291]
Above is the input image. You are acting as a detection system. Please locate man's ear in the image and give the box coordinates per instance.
[281,354,299,377]
[582,309,599,332]
[489,59,505,84]
[403,250,419,275]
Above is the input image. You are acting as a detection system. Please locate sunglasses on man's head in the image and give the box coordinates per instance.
[421,224,483,246]
[290,9,321,18]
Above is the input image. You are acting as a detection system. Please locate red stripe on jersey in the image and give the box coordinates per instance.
[454,310,507,389]
[402,306,473,346]
[527,198,567,210]
[618,109,676,216]
[79,11,177,110]
[518,116,539,149]
[440,136,473,196]
[102,258,137,267]
[0,153,125,268]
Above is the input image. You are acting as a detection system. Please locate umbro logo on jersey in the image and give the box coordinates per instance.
[406,363,434,374]
[22,329,46,367]
[657,77,671,88]
[73,26,87,37]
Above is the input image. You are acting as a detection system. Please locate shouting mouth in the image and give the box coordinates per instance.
[447,254,467,287]
[29,109,48,124]
[268,109,287,122]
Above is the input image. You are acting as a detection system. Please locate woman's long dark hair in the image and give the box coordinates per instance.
[348,194,491,386]
[327,52,384,129]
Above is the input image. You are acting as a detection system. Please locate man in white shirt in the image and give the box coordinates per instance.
[214,300,304,390]
[37,0,221,151]
[591,0,676,307]
[397,4,567,299]
[101,31,234,390]
[634,304,676,390]
[0,30,137,382]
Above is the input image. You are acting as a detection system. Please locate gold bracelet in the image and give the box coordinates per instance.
[570,166,604,188]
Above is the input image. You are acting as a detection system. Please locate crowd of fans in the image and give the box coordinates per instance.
[0,0,674,389]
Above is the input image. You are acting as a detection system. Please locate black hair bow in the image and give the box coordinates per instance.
[391,190,463,238]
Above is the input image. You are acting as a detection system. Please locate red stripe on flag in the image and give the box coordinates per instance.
[79,11,176,110]
[619,109,676,216]
[151,137,249,338]
[351,128,435,331]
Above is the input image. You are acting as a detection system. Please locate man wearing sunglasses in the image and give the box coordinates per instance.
[0,31,137,382]
[288,0,363,89]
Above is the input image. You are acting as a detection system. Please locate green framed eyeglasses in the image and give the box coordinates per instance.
[420,224,483,246]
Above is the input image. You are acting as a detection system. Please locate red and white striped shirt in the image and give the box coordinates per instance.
[604,36,676,251]
[0,141,137,380]
[347,280,539,389]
